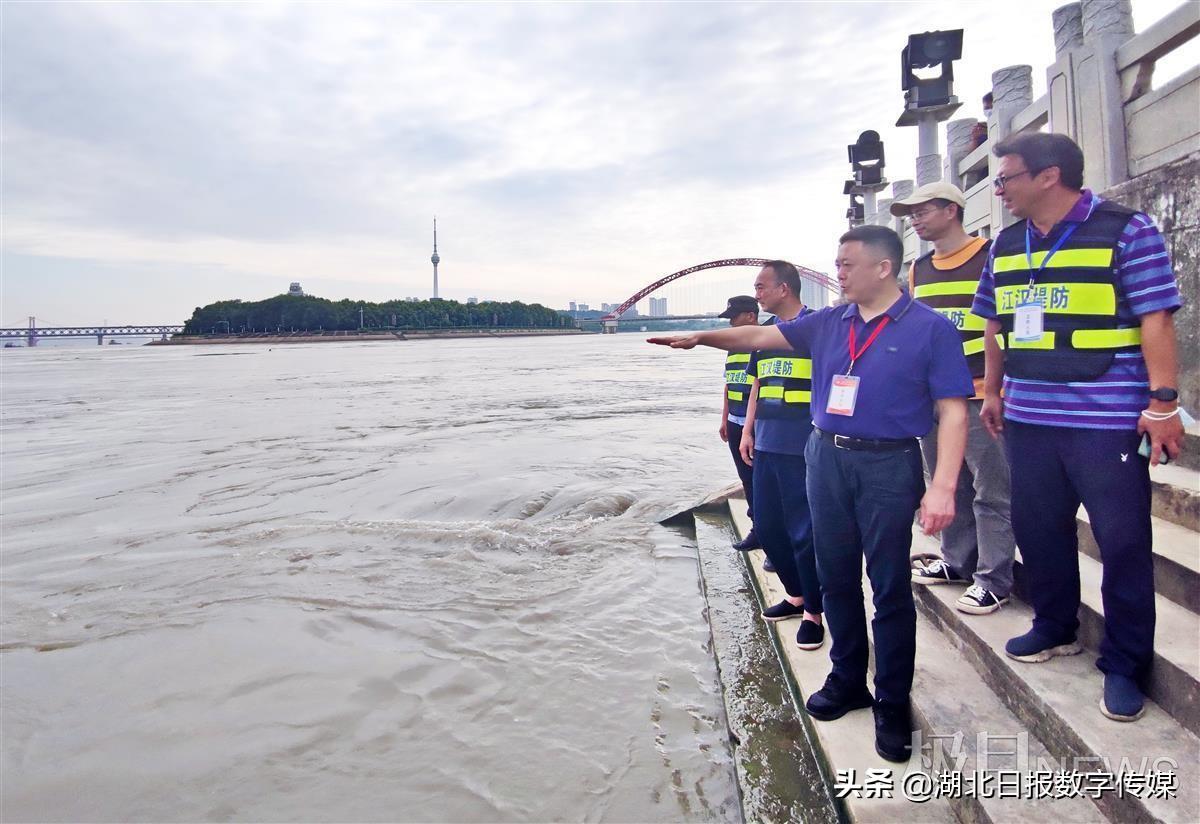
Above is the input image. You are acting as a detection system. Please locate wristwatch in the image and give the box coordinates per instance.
[1149,387,1179,402]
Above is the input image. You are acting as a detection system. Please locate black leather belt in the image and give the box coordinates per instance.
[815,426,917,452]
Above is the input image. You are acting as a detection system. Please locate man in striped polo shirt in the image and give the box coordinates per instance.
[973,132,1185,722]
[893,182,1015,616]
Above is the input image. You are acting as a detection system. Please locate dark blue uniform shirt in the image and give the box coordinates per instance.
[776,292,973,439]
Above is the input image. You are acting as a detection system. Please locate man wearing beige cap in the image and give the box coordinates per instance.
[891,182,1016,616]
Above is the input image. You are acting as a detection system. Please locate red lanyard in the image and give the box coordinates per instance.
[847,316,890,375]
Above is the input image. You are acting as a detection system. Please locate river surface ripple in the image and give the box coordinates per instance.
[1,335,744,822]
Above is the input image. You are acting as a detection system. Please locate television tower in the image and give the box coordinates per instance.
[430,217,440,299]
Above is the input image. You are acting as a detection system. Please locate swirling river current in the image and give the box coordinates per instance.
[1,334,747,822]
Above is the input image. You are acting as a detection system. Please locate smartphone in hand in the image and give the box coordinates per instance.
[1138,433,1169,464]
[1139,407,1196,465]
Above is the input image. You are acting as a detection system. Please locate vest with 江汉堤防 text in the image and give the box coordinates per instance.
[991,201,1138,382]
[724,352,752,417]
[910,239,992,378]
[754,350,813,420]
[753,309,814,421]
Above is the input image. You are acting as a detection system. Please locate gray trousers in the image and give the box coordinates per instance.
[919,399,1016,596]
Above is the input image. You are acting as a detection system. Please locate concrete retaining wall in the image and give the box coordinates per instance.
[1102,150,1200,410]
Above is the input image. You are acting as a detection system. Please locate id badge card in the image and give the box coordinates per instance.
[826,374,860,417]
[1014,299,1044,343]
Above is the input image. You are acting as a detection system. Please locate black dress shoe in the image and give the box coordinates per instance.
[805,673,873,721]
[732,530,761,551]
[873,701,913,762]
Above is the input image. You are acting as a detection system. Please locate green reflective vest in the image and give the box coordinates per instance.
[910,239,992,379]
[725,352,752,417]
[755,351,813,420]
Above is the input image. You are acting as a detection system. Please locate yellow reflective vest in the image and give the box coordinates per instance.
[991,201,1139,382]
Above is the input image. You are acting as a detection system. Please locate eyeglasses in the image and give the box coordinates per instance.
[992,169,1035,191]
[908,206,944,222]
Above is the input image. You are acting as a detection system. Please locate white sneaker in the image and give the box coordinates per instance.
[956,584,1009,615]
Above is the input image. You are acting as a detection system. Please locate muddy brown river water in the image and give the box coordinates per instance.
[1,335,750,822]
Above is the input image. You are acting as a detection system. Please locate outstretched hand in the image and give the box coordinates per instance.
[647,335,701,350]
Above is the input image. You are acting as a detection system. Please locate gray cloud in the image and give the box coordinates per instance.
[6,0,1168,322]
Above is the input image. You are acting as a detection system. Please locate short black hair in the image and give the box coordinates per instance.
[992,131,1085,190]
[762,260,803,297]
[838,225,903,278]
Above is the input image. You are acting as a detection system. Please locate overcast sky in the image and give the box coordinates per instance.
[1,0,1186,325]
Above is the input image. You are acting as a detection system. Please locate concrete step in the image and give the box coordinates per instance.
[1076,506,1200,613]
[730,505,958,823]
[912,531,1200,824]
[866,555,1106,823]
[1005,543,1200,738]
[905,596,1105,823]
[1173,423,1200,472]
[1149,462,1199,533]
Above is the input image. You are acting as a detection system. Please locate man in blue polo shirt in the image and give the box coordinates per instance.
[649,225,974,762]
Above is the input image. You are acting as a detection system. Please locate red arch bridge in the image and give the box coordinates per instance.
[597,258,838,332]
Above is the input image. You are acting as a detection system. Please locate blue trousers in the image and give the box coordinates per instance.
[804,432,924,705]
[752,449,823,614]
[1005,421,1155,682]
[726,421,754,519]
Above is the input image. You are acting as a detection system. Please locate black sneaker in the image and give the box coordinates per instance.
[761,600,805,622]
[805,673,873,721]
[762,557,776,573]
[956,585,1009,615]
[874,701,913,762]
[732,530,761,551]
[796,619,825,650]
[911,558,967,585]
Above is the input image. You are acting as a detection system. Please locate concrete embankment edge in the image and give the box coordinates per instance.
[691,510,842,824]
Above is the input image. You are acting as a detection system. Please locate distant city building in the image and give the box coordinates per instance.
[648,297,668,317]
[569,301,577,312]
[467,297,478,305]
[578,303,590,312]
[406,296,420,303]
[288,282,305,297]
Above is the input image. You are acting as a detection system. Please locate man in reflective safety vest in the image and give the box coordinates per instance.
[891,182,1016,616]
[739,261,824,653]
[973,132,1185,722]
[717,294,763,550]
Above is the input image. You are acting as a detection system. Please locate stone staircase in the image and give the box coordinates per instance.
[707,427,1199,823]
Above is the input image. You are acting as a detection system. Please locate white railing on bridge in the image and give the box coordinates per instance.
[869,0,1198,267]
